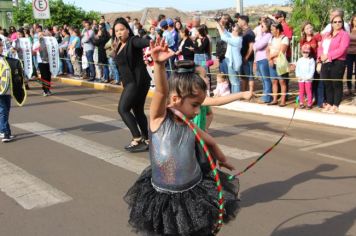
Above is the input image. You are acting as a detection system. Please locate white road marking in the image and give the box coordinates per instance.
[13,122,149,174]
[80,115,128,130]
[80,115,261,160]
[211,122,322,147]
[317,153,356,165]
[0,157,72,210]
[218,144,260,160]
[300,137,356,151]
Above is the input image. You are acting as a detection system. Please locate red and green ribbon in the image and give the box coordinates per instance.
[169,97,299,234]
[169,108,225,235]
[228,97,299,180]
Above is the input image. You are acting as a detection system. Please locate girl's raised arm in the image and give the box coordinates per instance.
[149,38,175,131]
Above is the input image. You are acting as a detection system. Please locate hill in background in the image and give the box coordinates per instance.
[104,5,292,27]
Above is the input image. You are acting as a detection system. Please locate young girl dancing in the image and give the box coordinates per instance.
[124,39,239,235]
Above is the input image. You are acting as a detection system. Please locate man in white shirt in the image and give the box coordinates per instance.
[321,8,350,34]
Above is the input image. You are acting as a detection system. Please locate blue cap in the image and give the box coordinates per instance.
[167,18,174,26]
[160,20,168,28]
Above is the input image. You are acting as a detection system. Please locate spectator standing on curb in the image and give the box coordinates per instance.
[113,17,151,152]
[296,44,315,109]
[254,18,273,103]
[299,21,323,107]
[193,26,210,73]
[33,28,52,96]
[238,15,255,93]
[59,28,70,76]
[105,29,120,85]
[318,15,350,114]
[216,19,243,93]
[68,28,82,78]
[346,14,356,95]
[215,14,231,75]
[93,23,110,83]
[82,20,96,81]
[175,28,195,61]
[267,22,289,107]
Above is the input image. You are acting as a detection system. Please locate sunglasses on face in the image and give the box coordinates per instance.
[333,21,342,24]
[302,52,309,54]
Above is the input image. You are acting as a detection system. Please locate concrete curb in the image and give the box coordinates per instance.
[55,76,356,129]
[54,77,156,97]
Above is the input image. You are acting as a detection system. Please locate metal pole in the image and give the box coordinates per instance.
[236,0,243,14]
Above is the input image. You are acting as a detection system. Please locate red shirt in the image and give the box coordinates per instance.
[300,34,322,59]
[281,22,293,40]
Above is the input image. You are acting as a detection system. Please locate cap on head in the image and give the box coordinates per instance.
[167,18,174,26]
[160,20,168,28]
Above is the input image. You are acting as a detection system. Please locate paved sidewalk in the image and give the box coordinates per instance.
[54,76,356,129]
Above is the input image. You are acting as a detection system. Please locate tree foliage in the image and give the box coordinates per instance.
[13,0,100,28]
[289,0,355,37]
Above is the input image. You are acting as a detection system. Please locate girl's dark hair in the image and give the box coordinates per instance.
[169,60,207,98]
[262,18,273,33]
[271,22,283,33]
[73,28,81,37]
[301,21,313,41]
[351,14,356,29]
[111,17,134,41]
[180,27,190,37]
[197,25,207,37]
[63,28,70,35]
[138,28,147,38]
[174,20,182,31]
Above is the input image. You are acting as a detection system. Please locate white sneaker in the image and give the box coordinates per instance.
[0,133,14,139]
[1,134,15,142]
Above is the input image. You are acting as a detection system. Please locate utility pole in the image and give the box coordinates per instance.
[236,0,243,14]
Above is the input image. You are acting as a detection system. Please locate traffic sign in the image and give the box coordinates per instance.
[32,0,51,19]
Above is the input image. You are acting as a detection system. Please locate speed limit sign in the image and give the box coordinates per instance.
[33,0,51,19]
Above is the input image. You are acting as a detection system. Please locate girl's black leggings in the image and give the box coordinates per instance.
[118,82,150,140]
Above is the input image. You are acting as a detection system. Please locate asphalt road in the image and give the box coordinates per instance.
[1,82,356,236]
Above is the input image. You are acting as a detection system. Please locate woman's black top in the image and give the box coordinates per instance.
[114,36,151,87]
[193,37,210,54]
[180,38,195,61]
[93,33,110,64]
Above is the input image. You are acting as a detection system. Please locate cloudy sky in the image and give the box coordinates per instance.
[63,0,287,13]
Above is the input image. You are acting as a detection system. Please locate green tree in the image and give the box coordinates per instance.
[13,0,100,28]
[289,0,355,37]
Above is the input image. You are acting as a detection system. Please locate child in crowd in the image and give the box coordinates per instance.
[125,39,239,236]
[194,66,252,131]
[214,73,231,97]
[296,44,315,109]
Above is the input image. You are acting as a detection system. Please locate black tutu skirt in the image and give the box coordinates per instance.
[124,167,239,236]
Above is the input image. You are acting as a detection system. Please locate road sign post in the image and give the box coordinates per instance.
[32,0,50,19]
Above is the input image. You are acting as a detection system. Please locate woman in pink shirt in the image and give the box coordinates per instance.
[318,15,350,113]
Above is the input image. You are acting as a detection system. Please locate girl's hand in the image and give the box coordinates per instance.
[150,37,174,65]
[218,161,235,171]
[242,91,254,100]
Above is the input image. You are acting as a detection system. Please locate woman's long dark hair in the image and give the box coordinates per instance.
[111,17,134,41]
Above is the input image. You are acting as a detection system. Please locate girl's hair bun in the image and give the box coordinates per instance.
[175,60,196,73]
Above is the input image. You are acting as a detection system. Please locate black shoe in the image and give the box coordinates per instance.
[125,139,149,153]
[25,84,30,90]
[2,134,14,143]
[88,78,95,82]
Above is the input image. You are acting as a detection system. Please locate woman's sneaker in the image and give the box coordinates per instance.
[2,134,15,143]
